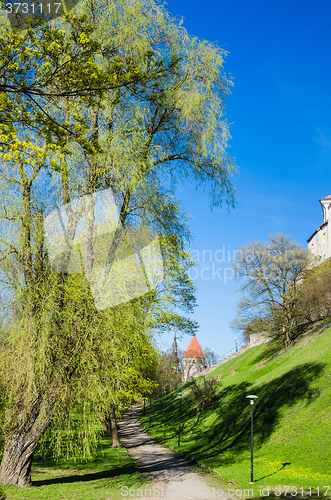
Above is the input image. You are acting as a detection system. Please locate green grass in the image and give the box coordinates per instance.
[2,436,149,500]
[141,321,331,498]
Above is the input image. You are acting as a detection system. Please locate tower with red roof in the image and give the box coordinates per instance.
[182,336,205,383]
[308,195,331,261]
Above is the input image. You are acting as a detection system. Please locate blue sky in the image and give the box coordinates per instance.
[158,0,331,357]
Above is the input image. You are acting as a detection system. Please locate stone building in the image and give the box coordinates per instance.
[308,195,331,261]
[182,336,205,384]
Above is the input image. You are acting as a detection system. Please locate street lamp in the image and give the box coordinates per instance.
[246,395,258,484]
[235,338,238,352]
[178,392,184,447]
[143,398,146,415]
[149,395,152,428]
[212,349,215,365]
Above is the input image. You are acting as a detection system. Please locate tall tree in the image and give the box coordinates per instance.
[232,233,308,347]
[0,0,236,487]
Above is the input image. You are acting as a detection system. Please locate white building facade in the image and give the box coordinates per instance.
[307,195,331,262]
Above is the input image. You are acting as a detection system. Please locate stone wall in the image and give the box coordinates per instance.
[249,332,272,347]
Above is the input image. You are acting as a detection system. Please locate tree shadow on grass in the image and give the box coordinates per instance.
[181,381,251,435]
[32,462,140,487]
[184,361,325,464]
[142,385,201,441]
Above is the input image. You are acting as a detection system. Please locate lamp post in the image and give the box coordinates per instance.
[212,349,215,365]
[149,396,152,428]
[178,392,184,447]
[235,338,238,352]
[246,395,258,484]
[143,398,146,415]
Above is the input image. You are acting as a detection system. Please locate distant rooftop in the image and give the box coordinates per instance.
[183,336,205,359]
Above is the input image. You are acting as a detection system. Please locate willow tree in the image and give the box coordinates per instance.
[0,0,236,488]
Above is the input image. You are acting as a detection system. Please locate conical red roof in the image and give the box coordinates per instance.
[183,336,205,359]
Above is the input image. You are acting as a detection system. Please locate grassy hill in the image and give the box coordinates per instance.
[141,320,331,496]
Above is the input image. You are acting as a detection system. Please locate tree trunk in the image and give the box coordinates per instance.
[0,395,54,488]
[95,410,111,437]
[102,417,112,437]
[282,324,292,348]
[110,404,120,448]
[96,406,120,447]
[0,432,36,488]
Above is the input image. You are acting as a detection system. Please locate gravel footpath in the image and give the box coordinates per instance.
[118,404,228,500]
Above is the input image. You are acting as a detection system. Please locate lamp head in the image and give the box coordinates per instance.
[178,392,184,399]
[246,395,258,405]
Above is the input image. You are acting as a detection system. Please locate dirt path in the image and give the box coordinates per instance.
[118,405,228,499]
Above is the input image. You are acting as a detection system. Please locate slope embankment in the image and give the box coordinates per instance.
[141,321,331,497]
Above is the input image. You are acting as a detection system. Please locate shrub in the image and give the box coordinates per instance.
[189,377,220,412]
